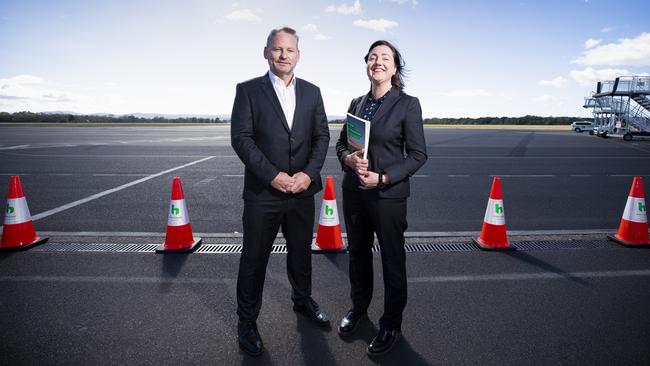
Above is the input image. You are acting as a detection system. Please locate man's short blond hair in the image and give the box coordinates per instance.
[266,26,299,49]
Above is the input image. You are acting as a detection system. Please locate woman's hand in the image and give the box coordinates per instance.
[344,150,368,175]
[357,171,390,189]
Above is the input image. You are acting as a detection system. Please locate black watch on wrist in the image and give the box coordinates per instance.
[377,172,385,189]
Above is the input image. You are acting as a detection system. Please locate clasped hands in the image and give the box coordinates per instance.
[344,150,388,189]
[271,171,312,194]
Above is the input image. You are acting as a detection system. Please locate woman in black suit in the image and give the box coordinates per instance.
[335,40,427,356]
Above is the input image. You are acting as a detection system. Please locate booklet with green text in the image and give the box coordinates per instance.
[346,113,370,159]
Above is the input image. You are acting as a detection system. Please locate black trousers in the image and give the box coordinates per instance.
[236,197,315,322]
[342,189,408,331]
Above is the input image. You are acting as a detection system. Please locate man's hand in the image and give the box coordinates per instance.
[271,172,296,193]
[288,172,312,193]
[344,150,368,175]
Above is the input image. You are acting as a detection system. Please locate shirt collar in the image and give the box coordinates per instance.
[268,70,296,88]
[367,87,393,103]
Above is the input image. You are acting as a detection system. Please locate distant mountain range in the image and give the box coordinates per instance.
[42,111,347,121]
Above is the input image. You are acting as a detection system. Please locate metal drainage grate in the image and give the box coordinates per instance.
[514,240,613,251]
[26,240,614,253]
[403,243,476,252]
[32,243,158,253]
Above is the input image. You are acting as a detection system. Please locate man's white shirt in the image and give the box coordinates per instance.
[268,71,296,131]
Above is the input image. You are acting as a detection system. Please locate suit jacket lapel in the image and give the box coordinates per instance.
[370,88,399,124]
[260,74,291,133]
[290,79,303,136]
[354,94,369,118]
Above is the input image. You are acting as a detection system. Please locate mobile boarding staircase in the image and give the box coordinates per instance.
[583,76,650,141]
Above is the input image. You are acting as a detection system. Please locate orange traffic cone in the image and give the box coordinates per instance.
[312,176,346,253]
[1,176,48,251]
[473,177,515,251]
[608,176,649,248]
[156,177,202,253]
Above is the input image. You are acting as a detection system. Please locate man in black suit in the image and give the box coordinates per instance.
[230,26,331,357]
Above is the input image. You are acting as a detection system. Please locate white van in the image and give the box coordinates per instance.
[570,121,594,133]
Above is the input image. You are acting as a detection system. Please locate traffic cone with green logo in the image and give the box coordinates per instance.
[608,176,649,248]
[312,176,346,253]
[473,177,516,251]
[156,177,201,253]
[1,176,48,251]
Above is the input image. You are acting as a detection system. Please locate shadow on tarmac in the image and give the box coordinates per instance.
[159,253,190,293]
[0,252,16,264]
[340,318,432,365]
[321,252,350,277]
[503,251,591,286]
[295,314,335,365]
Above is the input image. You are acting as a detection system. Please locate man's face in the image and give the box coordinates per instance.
[264,32,300,80]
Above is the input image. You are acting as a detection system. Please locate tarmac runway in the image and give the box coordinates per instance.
[1,125,650,365]
[1,125,650,234]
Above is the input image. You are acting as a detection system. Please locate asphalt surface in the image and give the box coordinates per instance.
[1,235,650,365]
[1,126,650,233]
[1,126,650,365]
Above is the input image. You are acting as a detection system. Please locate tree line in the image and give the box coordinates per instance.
[0,112,224,124]
[1,112,590,125]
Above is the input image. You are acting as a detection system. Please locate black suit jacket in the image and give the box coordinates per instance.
[231,74,330,200]
[336,87,427,198]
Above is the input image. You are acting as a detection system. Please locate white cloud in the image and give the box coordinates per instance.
[353,18,398,32]
[389,0,418,7]
[601,26,615,33]
[569,67,633,86]
[223,9,261,22]
[431,89,495,98]
[314,34,332,41]
[538,76,567,88]
[533,94,567,103]
[584,38,601,49]
[0,74,90,112]
[302,24,331,41]
[303,23,319,32]
[573,32,650,66]
[326,1,362,15]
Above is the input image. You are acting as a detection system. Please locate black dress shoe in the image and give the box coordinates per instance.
[367,329,401,356]
[337,310,366,336]
[238,321,263,357]
[293,299,330,326]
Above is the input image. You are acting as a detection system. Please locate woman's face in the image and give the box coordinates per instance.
[366,45,397,86]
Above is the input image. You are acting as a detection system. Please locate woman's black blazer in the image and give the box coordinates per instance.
[336,87,428,198]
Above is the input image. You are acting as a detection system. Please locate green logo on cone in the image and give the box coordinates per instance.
[639,202,646,213]
[6,205,14,214]
[325,204,333,216]
[495,203,503,214]
[171,204,180,216]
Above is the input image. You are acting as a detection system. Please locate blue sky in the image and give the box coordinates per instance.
[1,0,648,118]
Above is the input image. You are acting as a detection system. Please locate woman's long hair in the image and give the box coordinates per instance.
[364,40,407,90]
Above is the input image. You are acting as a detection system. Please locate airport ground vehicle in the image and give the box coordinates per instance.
[570,121,593,133]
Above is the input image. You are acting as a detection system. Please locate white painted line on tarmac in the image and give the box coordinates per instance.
[408,270,650,283]
[609,174,650,177]
[2,270,649,285]
[490,174,555,177]
[0,144,30,150]
[27,156,215,222]
[224,174,244,177]
[0,173,31,176]
[413,174,429,178]
[93,173,150,177]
